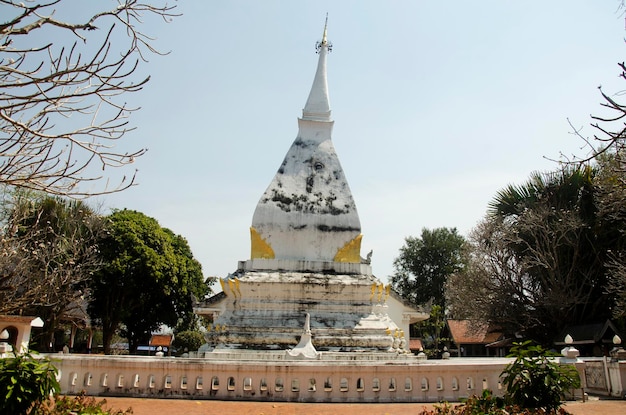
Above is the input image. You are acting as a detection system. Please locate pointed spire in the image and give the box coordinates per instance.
[250,15,361,267]
[321,13,329,46]
[302,15,332,122]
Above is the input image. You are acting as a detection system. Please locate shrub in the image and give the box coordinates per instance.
[0,353,60,415]
[501,341,580,412]
[35,393,133,415]
[173,330,205,354]
[416,392,572,414]
[459,389,506,415]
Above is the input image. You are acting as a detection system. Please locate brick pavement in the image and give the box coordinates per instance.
[97,396,626,415]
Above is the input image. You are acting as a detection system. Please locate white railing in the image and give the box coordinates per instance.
[580,357,626,398]
[51,354,512,403]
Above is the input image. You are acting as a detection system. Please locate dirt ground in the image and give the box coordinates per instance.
[97,396,626,415]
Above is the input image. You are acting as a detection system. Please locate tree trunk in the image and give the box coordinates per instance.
[102,326,114,355]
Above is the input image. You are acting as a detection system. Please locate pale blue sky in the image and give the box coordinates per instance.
[90,1,625,284]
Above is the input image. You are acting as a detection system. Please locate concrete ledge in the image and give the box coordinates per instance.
[241,259,372,276]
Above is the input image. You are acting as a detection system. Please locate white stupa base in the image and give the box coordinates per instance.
[203,269,401,352]
[240,259,372,276]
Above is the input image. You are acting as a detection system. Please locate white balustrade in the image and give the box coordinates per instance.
[50,354,520,402]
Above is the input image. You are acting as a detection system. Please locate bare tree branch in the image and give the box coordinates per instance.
[556,63,626,177]
[0,0,179,197]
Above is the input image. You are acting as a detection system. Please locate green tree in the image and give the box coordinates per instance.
[165,228,208,331]
[88,209,212,354]
[412,305,450,358]
[173,330,205,355]
[391,227,466,309]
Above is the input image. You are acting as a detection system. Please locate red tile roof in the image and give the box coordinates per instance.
[409,338,424,351]
[149,334,174,347]
[447,320,502,345]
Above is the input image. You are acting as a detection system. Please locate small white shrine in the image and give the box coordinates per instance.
[195,19,427,355]
[0,315,44,356]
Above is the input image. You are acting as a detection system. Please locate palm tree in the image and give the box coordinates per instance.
[476,166,614,344]
[488,166,595,220]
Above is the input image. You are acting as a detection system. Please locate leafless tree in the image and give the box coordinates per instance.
[446,219,532,334]
[565,64,626,176]
[562,29,626,320]
[0,190,105,349]
[585,0,626,174]
[0,1,178,197]
[448,199,610,345]
[596,170,626,320]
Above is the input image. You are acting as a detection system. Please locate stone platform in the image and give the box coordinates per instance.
[203,267,404,352]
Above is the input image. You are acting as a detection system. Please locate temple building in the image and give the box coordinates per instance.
[195,19,427,354]
[47,20,596,405]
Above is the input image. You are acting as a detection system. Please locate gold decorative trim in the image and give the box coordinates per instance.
[334,234,362,263]
[219,278,227,296]
[235,278,242,296]
[250,227,275,259]
[227,279,237,298]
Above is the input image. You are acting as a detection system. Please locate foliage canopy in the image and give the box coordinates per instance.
[391,227,466,310]
[88,209,212,354]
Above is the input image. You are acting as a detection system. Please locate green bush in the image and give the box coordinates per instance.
[501,341,581,412]
[173,330,205,354]
[35,393,133,415]
[460,389,506,415]
[417,391,572,414]
[0,353,60,415]
[415,341,580,414]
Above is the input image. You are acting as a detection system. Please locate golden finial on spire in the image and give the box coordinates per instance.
[315,13,332,53]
